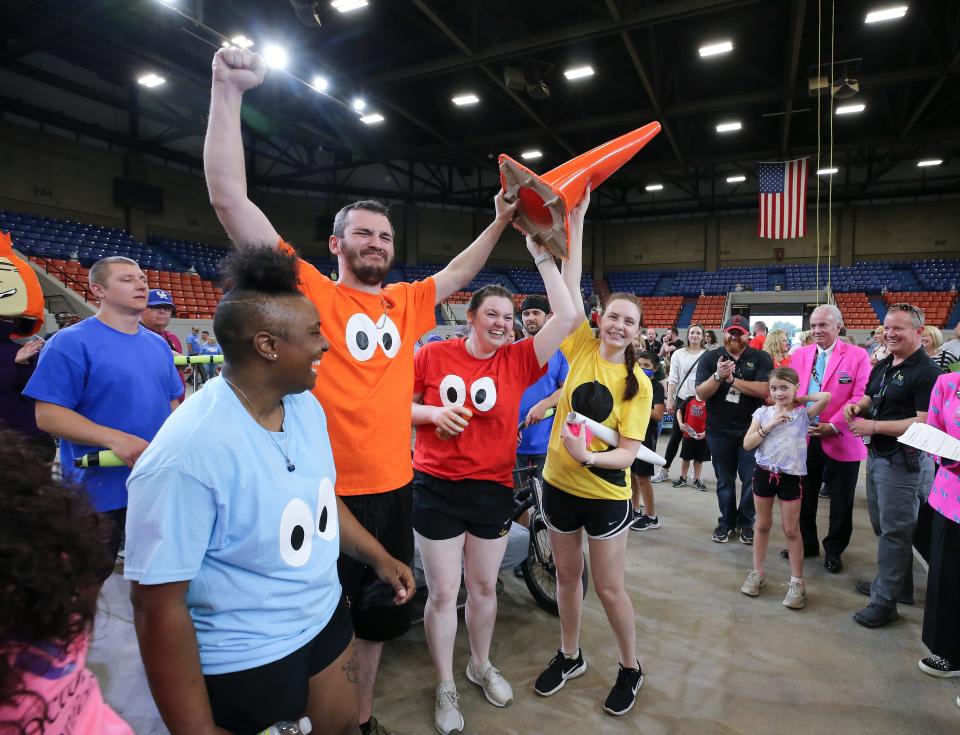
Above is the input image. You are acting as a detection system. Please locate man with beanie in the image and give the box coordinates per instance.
[516,294,568,479]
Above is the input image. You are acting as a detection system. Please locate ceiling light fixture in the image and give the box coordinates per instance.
[816,167,839,175]
[352,97,367,112]
[916,159,942,167]
[360,113,384,125]
[331,0,368,12]
[451,93,480,106]
[312,75,329,92]
[864,6,908,24]
[262,44,289,70]
[137,73,166,88]
[645,184,664,192]
[520,150,542,160]
[699,40,734,57]
[835,103,866,115]
[230,35,253,49]
[726,175,746,183]
[564,66,595,80]
[716,121,742,133]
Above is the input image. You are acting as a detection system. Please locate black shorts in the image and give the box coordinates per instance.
[204,595,353,734]
[680,436,711,462]
[753,466,803,502]
[541,480,634,539]
[337,483,414,642]
[412,471,514,541]
[630,434,658,478]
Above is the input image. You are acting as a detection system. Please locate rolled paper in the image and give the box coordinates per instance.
[498,122,661,259]
[74,450,125,468]
[566,411,667,466]
[173,354,225,365]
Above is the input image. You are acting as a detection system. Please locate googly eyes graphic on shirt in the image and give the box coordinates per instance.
[470,377,497,412]
[345,312,402,361]
[316,477,337,542]
[378,315,401,358]
[278,497,314,568]
[439,374,467,408]
[346,313,378,362]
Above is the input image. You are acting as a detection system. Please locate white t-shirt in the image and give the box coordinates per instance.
[125,377,341,675]
[752,405,810,476]
[667,347,707,400]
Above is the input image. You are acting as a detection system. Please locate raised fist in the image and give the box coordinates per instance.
[211,48,267,92]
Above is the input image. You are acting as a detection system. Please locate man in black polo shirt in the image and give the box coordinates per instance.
[696,315,773,544]
[844,303,940,628]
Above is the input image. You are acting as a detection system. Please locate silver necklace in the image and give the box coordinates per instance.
[223,377,296,472]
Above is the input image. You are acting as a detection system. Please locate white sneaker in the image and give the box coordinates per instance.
[466,658,514,707]
[782,580,806,609]
[740,569,765,596]
[650,468,669,483]
[434,683,464,734]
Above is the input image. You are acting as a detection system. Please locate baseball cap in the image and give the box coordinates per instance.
[723,314,750,334]
[147,289,176,310]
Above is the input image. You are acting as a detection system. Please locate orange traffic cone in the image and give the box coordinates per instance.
[499,122,661,259]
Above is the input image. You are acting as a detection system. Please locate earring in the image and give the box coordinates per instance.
[269,353,278,359]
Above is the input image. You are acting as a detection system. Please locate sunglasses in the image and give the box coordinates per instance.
[887,303,925,323]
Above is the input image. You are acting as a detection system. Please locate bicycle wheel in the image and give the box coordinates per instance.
[520,517,588,616]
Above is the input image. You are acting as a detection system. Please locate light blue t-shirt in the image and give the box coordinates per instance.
[752,405,810,476]
[517,349,568,456]
[22,317,182,511]
[124,376,341,675]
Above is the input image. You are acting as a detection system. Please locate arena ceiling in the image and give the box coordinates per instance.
[1,0,959,219]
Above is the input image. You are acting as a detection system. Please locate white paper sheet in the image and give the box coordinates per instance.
[566,412,667,466]
[898,422,960,462]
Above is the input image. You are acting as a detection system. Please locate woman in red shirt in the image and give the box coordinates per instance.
[410,195,588,734]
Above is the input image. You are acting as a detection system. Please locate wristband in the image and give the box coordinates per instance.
[534,252,553,267]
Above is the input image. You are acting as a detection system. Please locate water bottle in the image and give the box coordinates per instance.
[257,717,312,735]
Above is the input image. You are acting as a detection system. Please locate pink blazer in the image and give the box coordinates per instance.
[794,340,871,462]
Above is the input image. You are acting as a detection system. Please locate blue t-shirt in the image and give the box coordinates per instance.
[201,342,222,356]
[123,377,341,675]
[517,348,568,455]
[22,318,181,512]
[186,333,202,355]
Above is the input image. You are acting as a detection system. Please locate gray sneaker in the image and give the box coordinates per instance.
[466,658,513,707]
[782,580,806,609]
[741,570,765,596]
[434,683,464,734]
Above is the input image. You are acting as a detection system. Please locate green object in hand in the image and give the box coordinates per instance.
[74,450,125,468]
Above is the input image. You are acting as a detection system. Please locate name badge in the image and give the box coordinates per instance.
[725,387,741,404]
[838,372,852,384]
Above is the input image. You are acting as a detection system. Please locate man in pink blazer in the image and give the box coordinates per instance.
[781,305,871,573]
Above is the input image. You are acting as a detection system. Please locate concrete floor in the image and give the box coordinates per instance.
[90,437,960,734]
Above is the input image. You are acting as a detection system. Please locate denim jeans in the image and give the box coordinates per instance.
[865,448,934,607]
[706,431,756,531]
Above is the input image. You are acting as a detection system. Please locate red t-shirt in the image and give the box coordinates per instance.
[683,398,707,435]
[749,334,766,350]
[413,338,546,486]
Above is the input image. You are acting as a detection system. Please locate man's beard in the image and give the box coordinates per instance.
[344,244,393,286]
[524,323,542,336]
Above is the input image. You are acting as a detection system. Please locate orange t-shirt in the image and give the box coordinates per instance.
[282,240,436,495]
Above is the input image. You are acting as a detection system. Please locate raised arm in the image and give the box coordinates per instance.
[203,48,279,248]
[561,187,590,320]
[530,224,581,366]
[432,191,518,303]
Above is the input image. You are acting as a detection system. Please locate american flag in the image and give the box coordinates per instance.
[757,158,808,239]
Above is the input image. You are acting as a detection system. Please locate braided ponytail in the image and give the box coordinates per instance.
[623,341,639,400]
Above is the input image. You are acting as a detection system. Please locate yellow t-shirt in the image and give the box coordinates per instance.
[542,321,652,500]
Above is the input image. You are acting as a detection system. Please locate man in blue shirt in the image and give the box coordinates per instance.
[24,256,182,579]
[186,325,203,356]
[516,295,568,477]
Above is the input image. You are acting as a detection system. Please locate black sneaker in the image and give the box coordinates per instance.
[739,527,754,545]
[630,514,660,532]
[534,649,587,696]
[919,656,960,678]
[603,662,644,715]
[712,525,734,543]
[692,479,707,491]
[671,477,688,488]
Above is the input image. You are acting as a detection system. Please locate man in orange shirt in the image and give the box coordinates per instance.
[749,321,768,350]
[204,47,519,735]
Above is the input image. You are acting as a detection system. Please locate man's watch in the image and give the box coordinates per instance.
[713,372,722,383]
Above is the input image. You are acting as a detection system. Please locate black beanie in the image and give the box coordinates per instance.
[520,295,550,314]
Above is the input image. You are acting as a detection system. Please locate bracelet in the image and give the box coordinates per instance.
[534,253,553,267]
[872,420,876,435]
[758,427,768,437]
